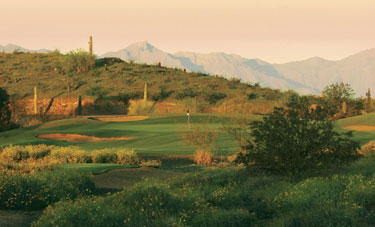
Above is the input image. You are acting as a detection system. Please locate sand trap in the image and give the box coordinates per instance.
[87,116,149,122]
[343,125,375,131]
[37,134,134,142]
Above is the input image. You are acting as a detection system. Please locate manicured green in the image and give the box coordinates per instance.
[0,114,262,155]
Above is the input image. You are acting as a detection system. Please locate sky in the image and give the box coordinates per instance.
[1,0,375,63]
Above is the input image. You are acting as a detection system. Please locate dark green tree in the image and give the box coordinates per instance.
[0,87,12,131]
[320,82,355,117]
[247,94,359,178]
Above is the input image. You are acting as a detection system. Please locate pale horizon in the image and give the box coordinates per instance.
[1,0,375,64]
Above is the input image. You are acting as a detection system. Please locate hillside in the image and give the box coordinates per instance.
[0,52,290,115]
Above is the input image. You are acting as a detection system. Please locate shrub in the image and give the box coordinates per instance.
[91,148,140,165]
[248,94,360,177]
[49,147,91,163]
[194,148,214,165]
[0,145,138,174]
[127,99,154,115]
[140,159,162,168]
[91,149,118,163]
[0,169,95,210]
[116,148,139,165]
[248,93,257,100]
[65,49,93,73]
[204,92,227,104]
[175,88,197,100]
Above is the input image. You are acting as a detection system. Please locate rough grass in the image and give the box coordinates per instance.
[335,113,375,127]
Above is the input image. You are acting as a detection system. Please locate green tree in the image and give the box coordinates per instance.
[0,87,12,131]
[247,94,359,178]
[65,49,94,73]
[321,82,355,117]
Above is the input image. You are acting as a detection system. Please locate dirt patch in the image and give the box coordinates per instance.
[343,125,375,132]
[37,133,134,142]
[87,115,149,122]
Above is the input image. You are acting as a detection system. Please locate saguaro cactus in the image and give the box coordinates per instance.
[89,36,94,67]
[342,101,347,114]
[89,36,93,57]
[144,84,147,104]
[34,86,38,114]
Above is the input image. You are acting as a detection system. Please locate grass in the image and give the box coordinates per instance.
[335,113,375,145]
[62,163,138,175]
[0,114,262,155]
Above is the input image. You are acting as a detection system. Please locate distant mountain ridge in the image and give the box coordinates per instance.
[0,44,51,53]
[101,42,320,95]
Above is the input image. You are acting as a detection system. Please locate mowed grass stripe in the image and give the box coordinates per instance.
[0,115,244,155]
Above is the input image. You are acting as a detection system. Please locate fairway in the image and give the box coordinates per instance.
[0,114,262,155]
[335,113,375,145]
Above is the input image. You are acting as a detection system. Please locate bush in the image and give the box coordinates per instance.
[140,159,162,168]
[0,169,95,210]
[91,148,140,165]
[33,168,276,226]
[0,145,139,174]
[65,49,93,73]
[205,92,227,104]
[194,148,214,165]
[116,148,139,165]
[248,94,360,177]
[91,149,118,163]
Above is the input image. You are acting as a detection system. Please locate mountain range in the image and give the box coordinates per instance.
[101,41,375,96]
[2,42,374,96]
[0,44,51,54]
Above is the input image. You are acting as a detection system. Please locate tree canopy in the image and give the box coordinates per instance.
[247,94,359,178]
[0,87,12,132]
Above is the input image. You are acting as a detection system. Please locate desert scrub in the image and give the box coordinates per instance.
[0,144,53,162]
[116,148,139,165]
[0,169,95,210]
[34,168,261,226]
[0,145,139,174]
[194,148,214,165]
[91,148,139,165]
[140,159,162,168]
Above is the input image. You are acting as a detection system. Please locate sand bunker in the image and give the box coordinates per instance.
[88,116,149,122]
[37,134,134,142]
[343,125,375,132]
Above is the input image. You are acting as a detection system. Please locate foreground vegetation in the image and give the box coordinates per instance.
[32,153,375,226]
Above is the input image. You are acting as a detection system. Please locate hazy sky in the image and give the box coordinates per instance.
[1,0,374,63]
